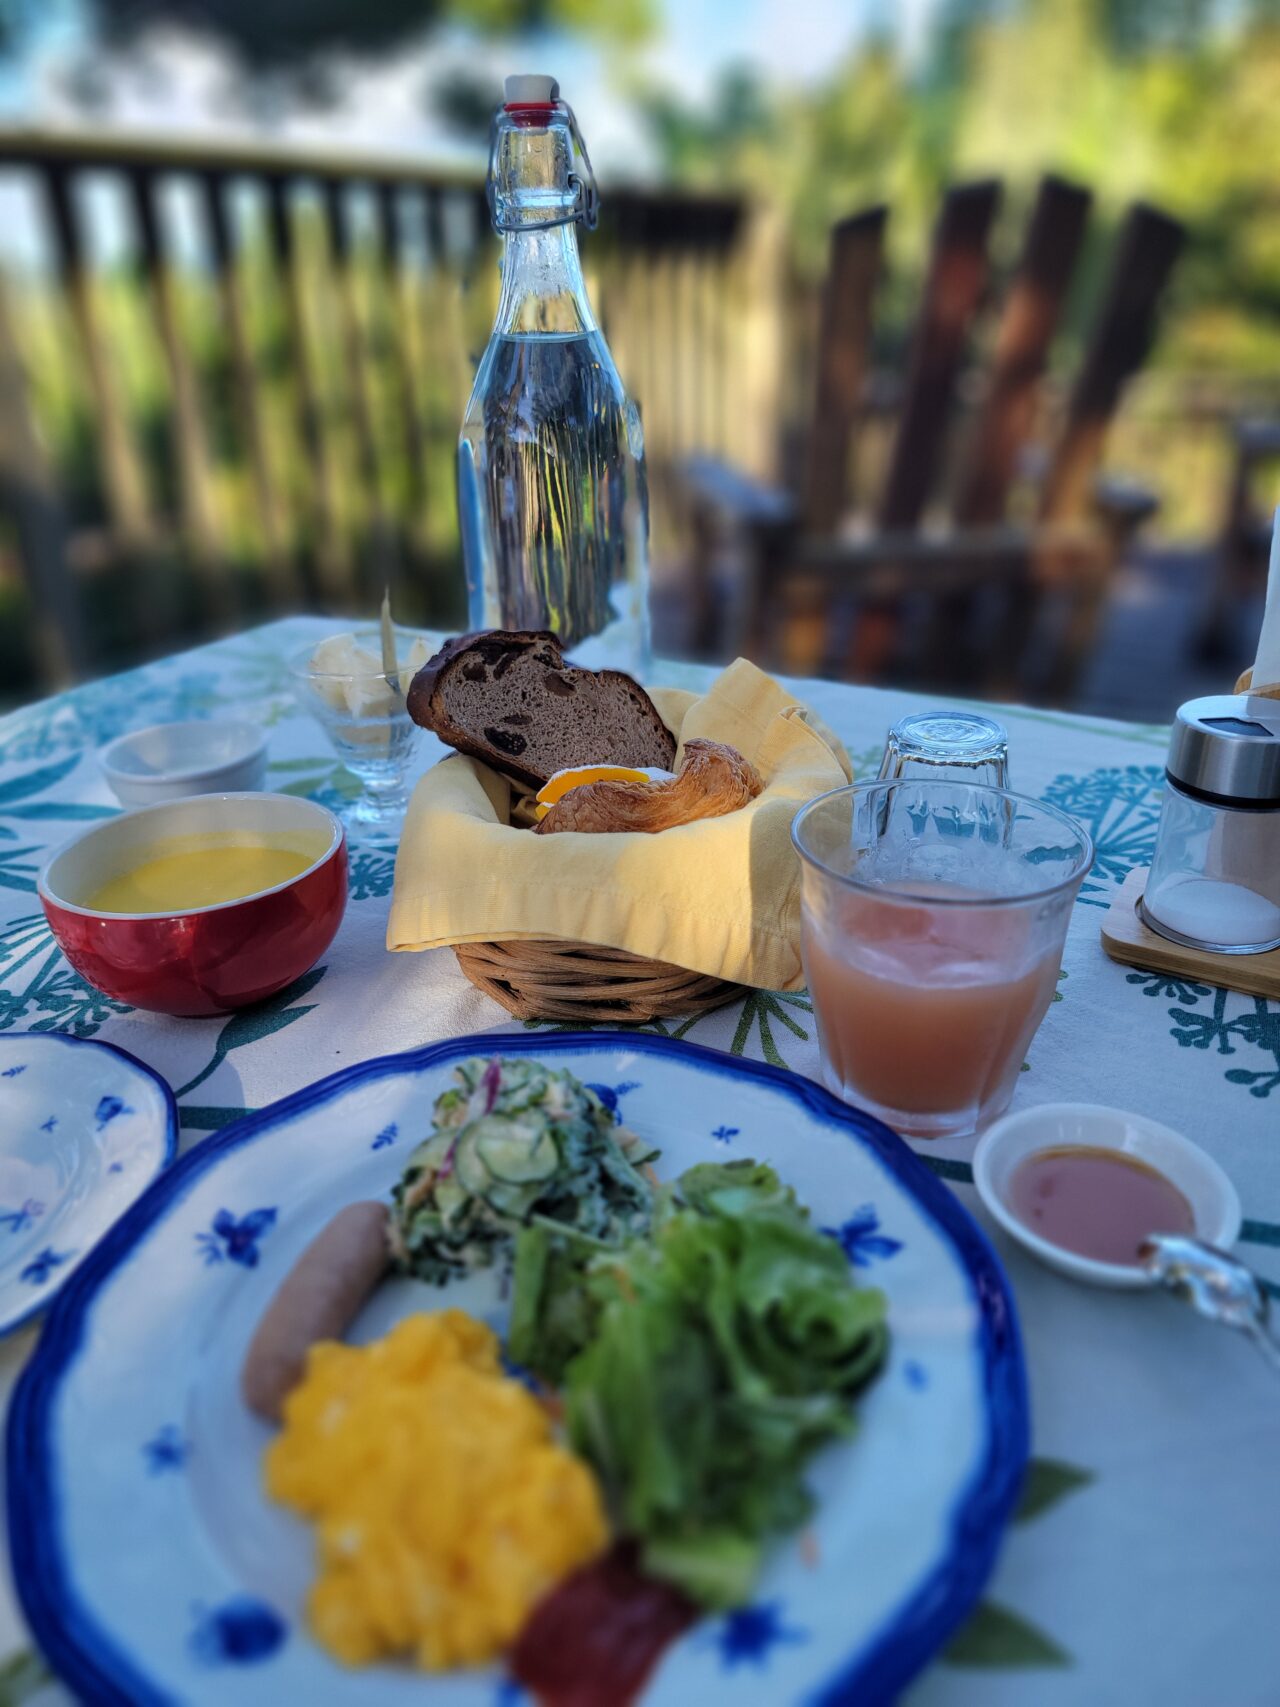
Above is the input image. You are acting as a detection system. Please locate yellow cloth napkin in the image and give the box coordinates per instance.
[1235,668,1280,700]
[387,658,853,991]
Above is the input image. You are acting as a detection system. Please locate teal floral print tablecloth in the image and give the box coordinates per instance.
[0,618,1276,1707]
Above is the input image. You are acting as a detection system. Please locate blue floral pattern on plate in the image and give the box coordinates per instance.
[19,1247,70,1286]
[195,1209,277,1269]
[94,1094,130,1130]
[189,1598,286,1665]
[713,1601,807,1669]
[585,1080,640,1122]
[824,1205,904,1266]
[0,1199,43,1234]
[143,1425,189,1474]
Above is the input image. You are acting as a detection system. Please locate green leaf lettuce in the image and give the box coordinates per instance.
[510,1158,889,1608]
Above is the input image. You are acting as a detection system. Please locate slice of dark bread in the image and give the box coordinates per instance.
[407,630,676,793]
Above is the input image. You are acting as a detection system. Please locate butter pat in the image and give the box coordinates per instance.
[308,633,432,720]
[398,638,432,697]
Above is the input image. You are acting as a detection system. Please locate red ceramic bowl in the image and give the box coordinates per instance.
[39,793,347,1017]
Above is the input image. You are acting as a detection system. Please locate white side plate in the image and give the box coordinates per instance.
[0,1032,176,1337]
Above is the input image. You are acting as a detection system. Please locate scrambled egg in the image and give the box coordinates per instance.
[264,1309,608,1670]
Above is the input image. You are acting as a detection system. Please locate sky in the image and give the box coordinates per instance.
[0,0,943,174]
[0,0,942,271]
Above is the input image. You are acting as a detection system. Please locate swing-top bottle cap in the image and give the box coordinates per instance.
[490,76,598,231]
[504,74,559,106]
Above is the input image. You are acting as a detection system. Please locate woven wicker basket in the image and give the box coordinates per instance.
[453,938,740,1024]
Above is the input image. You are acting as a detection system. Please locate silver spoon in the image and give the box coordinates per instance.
[1140,1234,1280,1374]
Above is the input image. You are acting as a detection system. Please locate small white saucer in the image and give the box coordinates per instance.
[0,1034,177,1335]
[99,720,267,807]
[972,1102,1242,1288]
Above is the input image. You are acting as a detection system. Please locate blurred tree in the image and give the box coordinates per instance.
[953,0,1280,368]
[431,70,504,140]
[635,50,924,273]
[0,0,653,67]
[1098,0,1280,54]
[633,0,1280,374]
[641,66,775,181]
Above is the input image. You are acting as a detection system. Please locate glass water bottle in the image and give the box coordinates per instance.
[457,75,651,676]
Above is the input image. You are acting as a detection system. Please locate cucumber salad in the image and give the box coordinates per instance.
[388,1057,658,1284]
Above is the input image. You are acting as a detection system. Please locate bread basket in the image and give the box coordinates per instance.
[393,649,850,1024]
[452,937,741,1024]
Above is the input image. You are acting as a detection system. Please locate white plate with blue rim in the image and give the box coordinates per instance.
[0,1032,176,1338]
[8,1033,1027,1706]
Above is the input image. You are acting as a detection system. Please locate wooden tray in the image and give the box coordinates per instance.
[1100,868,1280,999]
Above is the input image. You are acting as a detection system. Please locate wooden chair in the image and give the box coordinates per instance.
[683,174,1185,701]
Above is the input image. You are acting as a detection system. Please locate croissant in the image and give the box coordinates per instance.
[534,739,763,835]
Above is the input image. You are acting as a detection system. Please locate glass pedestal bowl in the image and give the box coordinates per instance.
[290,631,428,832]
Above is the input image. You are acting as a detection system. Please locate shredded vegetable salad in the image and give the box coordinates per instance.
[388,1058,658,1285]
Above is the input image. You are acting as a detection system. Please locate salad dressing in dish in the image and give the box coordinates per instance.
[86,831,326,914]
[1008,1145,1195,1265]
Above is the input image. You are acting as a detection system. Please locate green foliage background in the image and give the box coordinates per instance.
[627,0,1280,552]
[638,0,1280,376]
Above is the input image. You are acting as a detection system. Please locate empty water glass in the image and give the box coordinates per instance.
[878,711,1010,788]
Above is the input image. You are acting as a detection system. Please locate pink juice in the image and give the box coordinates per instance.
[802,881,1063,1136]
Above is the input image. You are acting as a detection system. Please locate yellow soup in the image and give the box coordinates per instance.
[87,832,327,914]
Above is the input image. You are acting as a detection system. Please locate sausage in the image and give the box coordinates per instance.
[241,1201,390,1423]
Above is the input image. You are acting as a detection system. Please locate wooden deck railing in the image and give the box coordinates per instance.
[0,128,751,687]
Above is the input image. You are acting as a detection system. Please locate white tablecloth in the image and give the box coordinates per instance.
[0,617,1276,1705]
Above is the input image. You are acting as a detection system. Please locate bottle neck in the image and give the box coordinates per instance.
[494,223,596,336]
[490,116,596,337]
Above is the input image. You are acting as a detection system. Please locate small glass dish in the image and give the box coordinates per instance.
[877,711,1010,788]
[289,630,427,831]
